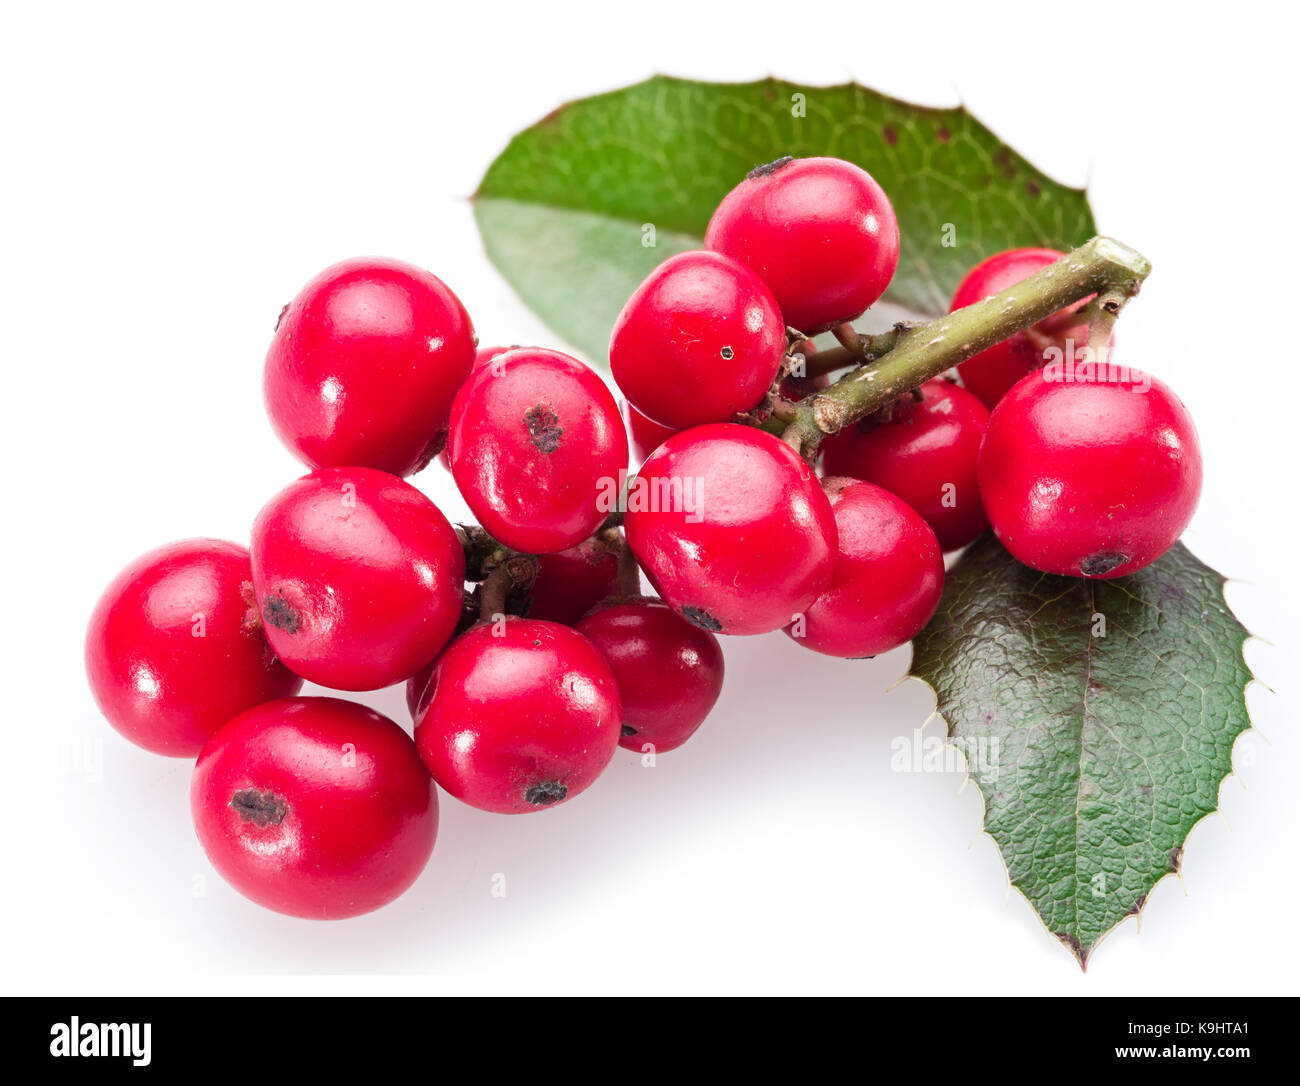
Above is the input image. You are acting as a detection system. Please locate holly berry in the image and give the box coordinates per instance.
[86,539,302,756]
[705,156,900,333]
[786,479,944,658]
[527,534,620,625]
[439,345,514,469]
[624,423,837,635]
[414,618,622,813]
[447,347,629,554]
[191,697,437,919]
[264,257,476,477]
[978,369,1202,578]
[950,247,1103,410]
[610,250,785,429]
[820,379,990,551]
[577,598,724,753]
[622,398,679,465]
[250,466,465,690]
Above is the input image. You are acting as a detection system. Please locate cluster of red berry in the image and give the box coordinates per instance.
[85,154,1202,920]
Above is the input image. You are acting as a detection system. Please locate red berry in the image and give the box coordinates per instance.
[527,534,620,625]
[438,345,513,469]
[978,369,1202,578]
[405,594,478,720]
[622,398,679,465]
[625,423,837,635]
[191,697,437,919]
[406,658,436,721]
[264,257,476,477]
[414,619,622,813]
[577,598,724,753]
[786,479,944,658]
[705,156,900,333]
[471,344,513,372]
[820,379,990,551]
[86,540,302,756]
[950,247,1105,410]
[610,250,785,429]
[250,466,465,690]
[447,347,629,554]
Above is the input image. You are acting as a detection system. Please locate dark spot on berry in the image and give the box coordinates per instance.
[525,780,567,806]
[936,126,951,143]
[883,125,898,146]
[262,593,301,635]
[274,303,289,332]
[524,403,563,453]
[621,725,638,737]
[720,345,734,360]
[1080,552,1129,577]
[747,156,793,180]
[1025,180,1042,198]
[680,605,722,632]
[231,789,288,827]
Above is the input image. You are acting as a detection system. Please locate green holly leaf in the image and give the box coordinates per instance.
[473,75,1096,366]
[910,535,1254,969]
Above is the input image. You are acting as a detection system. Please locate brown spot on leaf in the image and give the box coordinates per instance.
[1055,931,1089,971]
[1171,845,1184,872]
[936,126,951,143]
[883,125,899,146]
[1025,180,1042,198]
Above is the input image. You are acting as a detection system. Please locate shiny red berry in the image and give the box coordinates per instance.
[192,697,437,919]
[414,619,622,814]
[610,250,785,429]
[264,257,476,477]
[950,247,1104,410]
[706,156,900,333]
[527,534,620,625]
[978,369,1202,578]
[438,345,513,469]
[447,347,629,554]
[625,423,837,635]
[250,466,465,690]
[786,479,944,658]
[622,398,678,465]
[405,595,478,720]
[820,379,990,551]
[86,539,303,756]
[577,598,724,753]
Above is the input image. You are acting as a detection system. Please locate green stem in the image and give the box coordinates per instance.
[781,236,1152,459]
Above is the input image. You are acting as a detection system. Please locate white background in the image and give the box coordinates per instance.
[2,1,1294,995]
